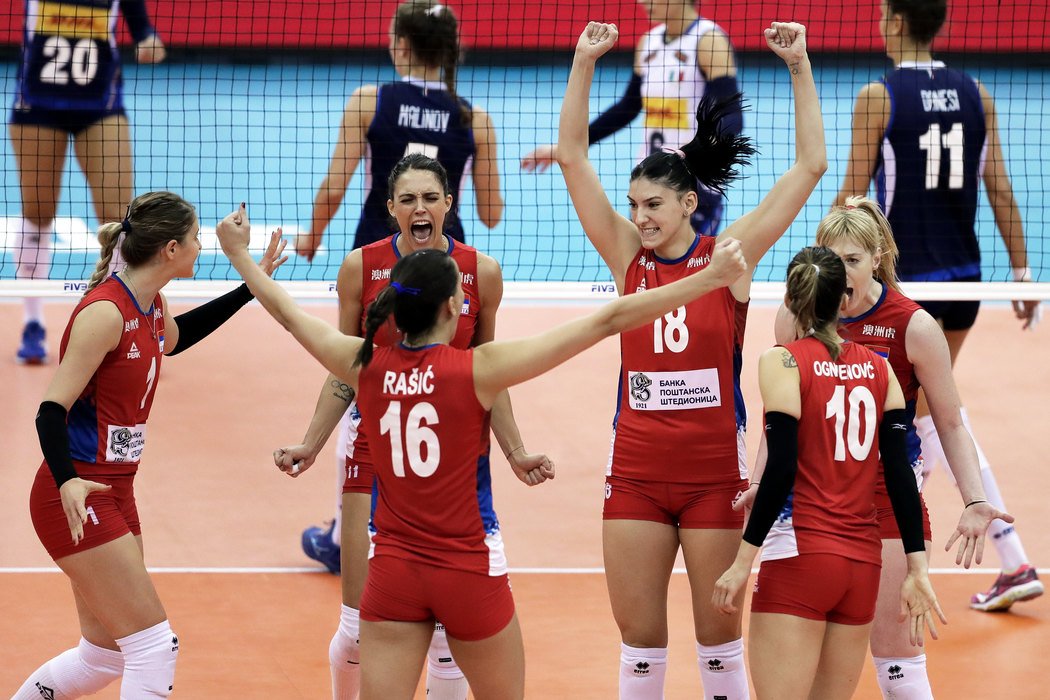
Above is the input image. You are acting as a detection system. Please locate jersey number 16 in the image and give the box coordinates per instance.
[379,400,441,478]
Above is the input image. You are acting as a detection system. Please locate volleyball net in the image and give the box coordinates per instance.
[1,1,1047,301]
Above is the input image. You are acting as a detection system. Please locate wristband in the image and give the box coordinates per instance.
[965,499,988,509]
[1012,267,1032,282]
[505,445,525,459]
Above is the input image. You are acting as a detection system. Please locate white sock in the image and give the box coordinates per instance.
[329,605,361,700]
[697,638,749,700]
[619,644,667,700]
[16,219,52,324]
[872,655,933,699]
[13,638,123,699]
[426,623,468,700]
[913,414,944,478]
[955,408,1030,571]
[115,620,179,699]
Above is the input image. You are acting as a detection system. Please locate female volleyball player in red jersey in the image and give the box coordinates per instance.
[275,153,546,700]
[834,0,1041,616]
[216,204,748,699]
[15,192,285,699]
[739,197,1012,698]
[713,246,945,700]
[556,20,825,698]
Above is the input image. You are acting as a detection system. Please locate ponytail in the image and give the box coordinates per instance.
[785,247,847,361]
[355,286,397,368]
[631,93,755,197]
[87,222,123,292]
[393,0,470,126]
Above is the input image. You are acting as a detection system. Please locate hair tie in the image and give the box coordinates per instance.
[425,3,445,16]
[811,263,820,276]
[391,280,421,296]
[120,218,133,235]
[661,146,686,159]
[844,204,856,210]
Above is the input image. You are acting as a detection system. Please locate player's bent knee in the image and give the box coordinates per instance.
[116,620,179,697]
[427,623,464,679]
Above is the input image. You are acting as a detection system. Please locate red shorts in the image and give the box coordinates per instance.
[360,554,515,641]
[875,491,933,541]
[29,466,141,560]
[751,553,881,625]
[602,474,746,528]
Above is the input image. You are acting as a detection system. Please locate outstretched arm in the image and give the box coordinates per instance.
[556,22,646,288]
[298,86,375,261]
[472,238,747,406]
[217,205,365,383]
[720,23,827,298]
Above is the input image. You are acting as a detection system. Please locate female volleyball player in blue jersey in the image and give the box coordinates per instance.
[15,193,285,699]
[522,0,743,236]
[9,0,167,365]
[295,0,502,259]
[557,20,825,699]
[833,0,1042,622]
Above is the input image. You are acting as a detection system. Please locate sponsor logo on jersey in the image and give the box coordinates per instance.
[861,323,896,339]
[37,2,110,40]
[127,342,140,360]
[643,96,689,130]
[124,318,139,333]
[397,104,451,133]
[106,424,146,462]
[372,268,391,281]
[637,256,655,271]
[628,368,721,410]
[687,254,711,268]
[460,272,475,286]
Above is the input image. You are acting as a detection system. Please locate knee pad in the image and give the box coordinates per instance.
[116,620,179,698]
[427,623,463,679]
[872,655,932,700]
[330,605,361,667]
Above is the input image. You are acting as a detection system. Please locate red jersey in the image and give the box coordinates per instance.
[351,234,484,468]
[840,283,926,499]
[357,344,504,575]
[53,276,165,476]
[359,234,480,348]
[761,338,890,566]
[611,236,748,483]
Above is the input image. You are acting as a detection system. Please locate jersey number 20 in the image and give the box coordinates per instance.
[825,385,876,461]
[380,400,440,477]
[41,37,99,87]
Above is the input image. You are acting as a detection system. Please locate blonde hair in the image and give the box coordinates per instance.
[815,195,902,293]
[87,192,196,292]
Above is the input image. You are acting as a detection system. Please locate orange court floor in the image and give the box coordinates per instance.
[1,300,1047,698]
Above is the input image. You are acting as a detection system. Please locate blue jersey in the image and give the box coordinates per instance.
[875,62,986,282]
[13,0,154,112]
[358,78,476,248]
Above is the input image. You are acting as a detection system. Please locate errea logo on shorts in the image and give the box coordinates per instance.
[127,342,141,360]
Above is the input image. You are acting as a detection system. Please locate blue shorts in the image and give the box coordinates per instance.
[10,104,126,136]
[914,274,981,331]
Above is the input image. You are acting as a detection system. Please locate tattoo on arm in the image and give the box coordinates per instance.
[788,61,800,75]
[781,353,798,369]
[330,380,355,403]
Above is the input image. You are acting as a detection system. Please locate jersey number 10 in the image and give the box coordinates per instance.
[918,123,964,190]
[825,385,876,462]
[380,400,441,478]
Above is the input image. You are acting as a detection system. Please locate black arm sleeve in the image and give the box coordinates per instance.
[588,73,643,145]
[119,0,156,43]
[168,283,254,356]
[704,75,743,136]
[743,412,799,547]
[881,408,927,554]
[36,401,79,489]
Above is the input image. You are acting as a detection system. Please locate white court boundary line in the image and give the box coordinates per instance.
[0,566,1035,575]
